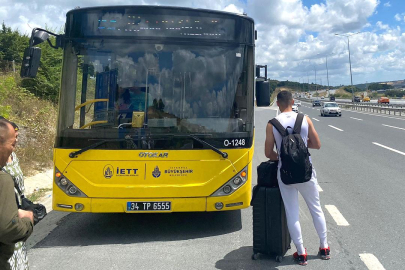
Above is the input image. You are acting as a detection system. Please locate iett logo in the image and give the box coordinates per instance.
[103,165,114,179]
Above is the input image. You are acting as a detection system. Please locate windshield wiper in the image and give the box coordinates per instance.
[186,134,228,159]
[137,133,228,158]
[69,133,228,159]
[69,137,131,158]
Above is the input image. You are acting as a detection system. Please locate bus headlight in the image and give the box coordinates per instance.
[68,186,78,195]
[54,168,87,198]
[233,177,242,186]
[60,178,68,186]
[210,166,248,197]
[223,185,232,194]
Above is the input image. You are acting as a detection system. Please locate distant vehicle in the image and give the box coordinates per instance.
[321,96,325,99]
[312,100,321,107]
[329,96,336,101]
[352,96,361,102]
[363,96,370,102]
[292,104,299,113]
[378,97,390,104]
[320,102,341,117]
[295,100,302,107]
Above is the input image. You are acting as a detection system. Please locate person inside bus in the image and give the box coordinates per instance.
[118,89,133,113]
[117,87,155,124]
[0,119,34,270]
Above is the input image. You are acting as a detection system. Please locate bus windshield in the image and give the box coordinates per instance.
[56,39,253,150]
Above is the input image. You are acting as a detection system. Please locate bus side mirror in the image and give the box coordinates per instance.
[32,30,50,46]
[255,66,261,77]
[20,47,41,78]
[256,80,270,107]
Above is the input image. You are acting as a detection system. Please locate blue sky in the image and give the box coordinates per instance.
[370,1,403,27]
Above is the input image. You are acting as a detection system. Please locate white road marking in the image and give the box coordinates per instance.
[325,205,350,226]
[317,185,323,192]
[372,142,405,156]
[350,117,363,121]
[359,253,386,270]
[328,125,344,131]
[312,118,320,121]
[382,124,405,131]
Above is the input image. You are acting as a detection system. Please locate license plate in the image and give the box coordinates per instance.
[126,201,171,211]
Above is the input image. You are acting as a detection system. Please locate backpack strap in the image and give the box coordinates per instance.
[269,118,288,136]
[293,113,305,134]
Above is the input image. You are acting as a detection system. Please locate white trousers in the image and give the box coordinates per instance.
[278,169,328,254]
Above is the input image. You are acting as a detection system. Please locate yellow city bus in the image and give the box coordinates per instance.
[21,6,255,213]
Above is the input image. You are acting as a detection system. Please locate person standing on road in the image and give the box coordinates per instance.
[0,119,34,270]
[264,91,330,266]
[0,117,30,269]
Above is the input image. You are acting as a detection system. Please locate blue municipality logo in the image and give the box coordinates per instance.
[103,164,114,179]
[152,166,161,178]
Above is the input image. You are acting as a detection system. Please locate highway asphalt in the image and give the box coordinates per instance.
[26,102,403,269]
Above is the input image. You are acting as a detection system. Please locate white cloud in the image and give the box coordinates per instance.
[223,4,243,14]
[2,0,405,85]
[376,21,390,30]
[383,1,391,7]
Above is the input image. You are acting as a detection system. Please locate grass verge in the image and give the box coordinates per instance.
[26,188,52,203]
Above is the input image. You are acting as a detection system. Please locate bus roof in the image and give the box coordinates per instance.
[66,5,254,23]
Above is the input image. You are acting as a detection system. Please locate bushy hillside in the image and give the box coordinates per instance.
[0,73,57,175]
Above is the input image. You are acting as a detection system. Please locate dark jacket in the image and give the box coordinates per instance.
[0,171,33,270]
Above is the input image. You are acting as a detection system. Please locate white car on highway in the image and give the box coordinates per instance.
[295,100,302,107]
[320,102,341,117]
[292,104,299,113]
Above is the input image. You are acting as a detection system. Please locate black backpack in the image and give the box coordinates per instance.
[269,113,312,185]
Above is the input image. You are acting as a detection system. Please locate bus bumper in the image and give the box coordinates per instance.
[52,179,251,213]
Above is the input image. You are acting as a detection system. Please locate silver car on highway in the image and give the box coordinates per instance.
[320,102,341,117]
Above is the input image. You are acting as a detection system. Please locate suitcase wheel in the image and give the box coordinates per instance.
[275,256,283,263]
[251,253,259,260]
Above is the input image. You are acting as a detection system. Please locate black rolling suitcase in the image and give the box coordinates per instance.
[251,186,291,262]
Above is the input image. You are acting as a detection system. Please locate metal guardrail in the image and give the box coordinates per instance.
[297,98,405,117]
[339,104,405,116]
[336,100,405,108]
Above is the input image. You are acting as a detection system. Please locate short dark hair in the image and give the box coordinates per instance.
[0,119,12,145]
[277,91,293,107]
[0,116,18,131]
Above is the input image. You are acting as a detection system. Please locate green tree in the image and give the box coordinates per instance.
[0,23,63,102]
[343,85,362,93]
[368,83,393,91]
[0,22,28,63]
[385,90,405,98]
